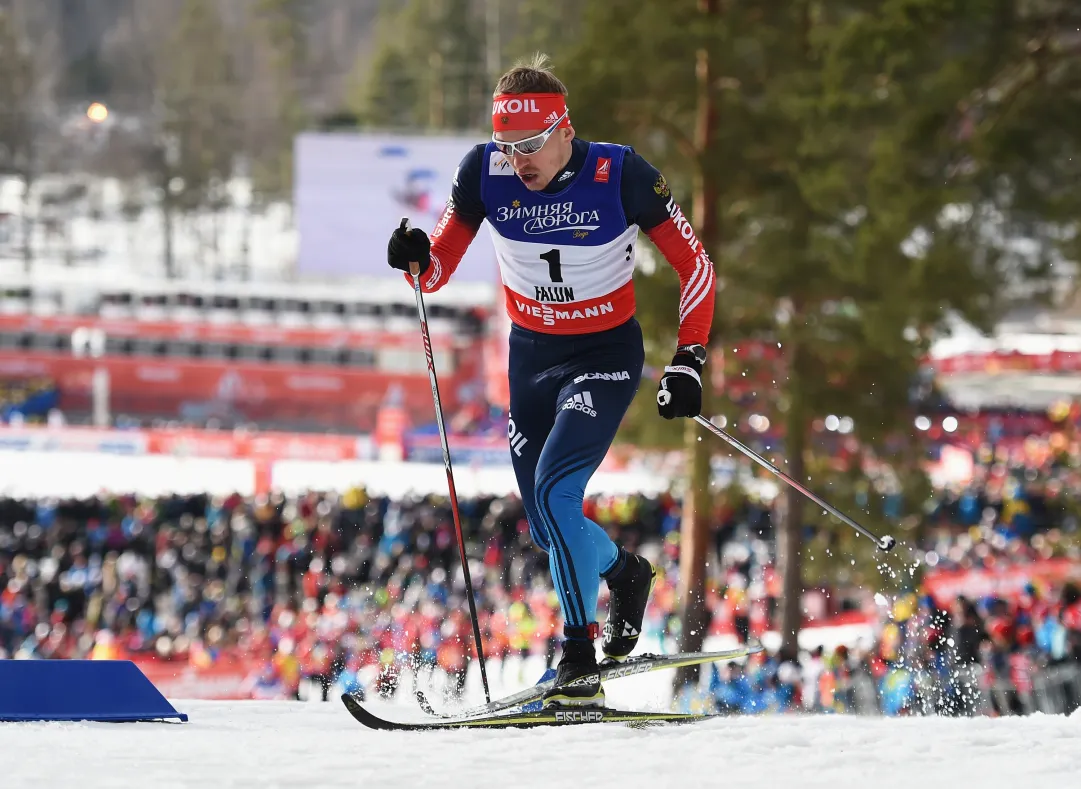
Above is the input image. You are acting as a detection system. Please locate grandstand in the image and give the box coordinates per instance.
[0,266,496,432]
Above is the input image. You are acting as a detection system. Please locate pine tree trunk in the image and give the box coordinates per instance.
[21,174,33,274]
[162,200,175,279]
[673,409,713,688]
[673,0,719,691]
[241,199,252,281]
[777,356,806,660]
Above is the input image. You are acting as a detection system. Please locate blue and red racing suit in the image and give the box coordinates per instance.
[414,137,715,628]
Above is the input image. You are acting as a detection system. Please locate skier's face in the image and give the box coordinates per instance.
[495,124,575,192]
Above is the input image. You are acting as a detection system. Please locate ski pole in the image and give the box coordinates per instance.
[403,218,492,703]
[691,414,896,552]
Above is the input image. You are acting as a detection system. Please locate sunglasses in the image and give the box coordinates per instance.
[492,110,569,157]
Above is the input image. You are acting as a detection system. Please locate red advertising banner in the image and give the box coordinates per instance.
[146,429,368,461]
[136,659,258,700]
[931,350,1081,375]
[0,352,449,428]
[16,316,1081,377]
[0,314,457,350]
[922,559,1081,607]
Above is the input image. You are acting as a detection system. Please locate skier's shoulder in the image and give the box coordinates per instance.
[608,144,670,231]
[450,143,488,222]
[618,145,663,187]
[454,143,487,192]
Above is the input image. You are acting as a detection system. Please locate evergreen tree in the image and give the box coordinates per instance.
[0,9,39,271]
[351,0,487,131]
[154,0,242,277]
[560,0,1068,670]
[246,0,310,206]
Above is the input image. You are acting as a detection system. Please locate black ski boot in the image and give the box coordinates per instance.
[601,549,657,663]
[542,625,604,709]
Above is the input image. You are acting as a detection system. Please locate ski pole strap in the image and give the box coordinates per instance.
[664,364,702,387]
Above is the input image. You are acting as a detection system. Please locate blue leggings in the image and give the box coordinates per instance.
[507,318,644,628]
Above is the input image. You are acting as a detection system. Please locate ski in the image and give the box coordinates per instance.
[414,644,763,719]
[342,694,716,731]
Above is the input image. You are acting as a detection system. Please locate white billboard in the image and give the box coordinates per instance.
[295,131,497,283]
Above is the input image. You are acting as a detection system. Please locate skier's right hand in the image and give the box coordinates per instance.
[388,218,431,276]
[656,348,703,419]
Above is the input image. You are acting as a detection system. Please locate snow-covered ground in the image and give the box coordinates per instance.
[4,695,1079,789]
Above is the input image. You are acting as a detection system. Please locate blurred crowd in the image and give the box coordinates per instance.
[1,439,1079,714]
[0,487,659,693]
[690,582,1081,718]
[688,414,1081,717]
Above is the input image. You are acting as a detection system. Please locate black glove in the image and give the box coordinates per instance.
[656,347,704,419]
[387,218,431,276]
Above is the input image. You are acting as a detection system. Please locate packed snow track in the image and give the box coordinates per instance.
[4,700,1080,788]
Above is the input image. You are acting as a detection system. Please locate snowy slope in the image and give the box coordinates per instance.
[3,698,1079,789]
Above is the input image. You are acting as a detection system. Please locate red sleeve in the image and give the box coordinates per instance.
[402,202,481,293]
[644,198,716,347]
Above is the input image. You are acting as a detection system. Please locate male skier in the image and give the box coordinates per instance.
[386,54,715,708]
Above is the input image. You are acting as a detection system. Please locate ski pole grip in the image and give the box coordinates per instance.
[399,218,422,279]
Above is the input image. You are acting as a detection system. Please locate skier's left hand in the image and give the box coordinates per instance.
[656,348,703,419]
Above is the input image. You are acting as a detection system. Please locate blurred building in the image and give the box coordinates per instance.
[0,275,489,433]
[0,130,502,434]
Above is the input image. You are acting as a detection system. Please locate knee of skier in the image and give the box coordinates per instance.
[516,490,549,552]
[535,467,587,543]
[536,467,586,512]
[526,515,551,553]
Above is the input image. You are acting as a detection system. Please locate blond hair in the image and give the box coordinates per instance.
[493,53,568,97]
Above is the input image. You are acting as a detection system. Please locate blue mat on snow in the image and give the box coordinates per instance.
[0,660,188,722]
